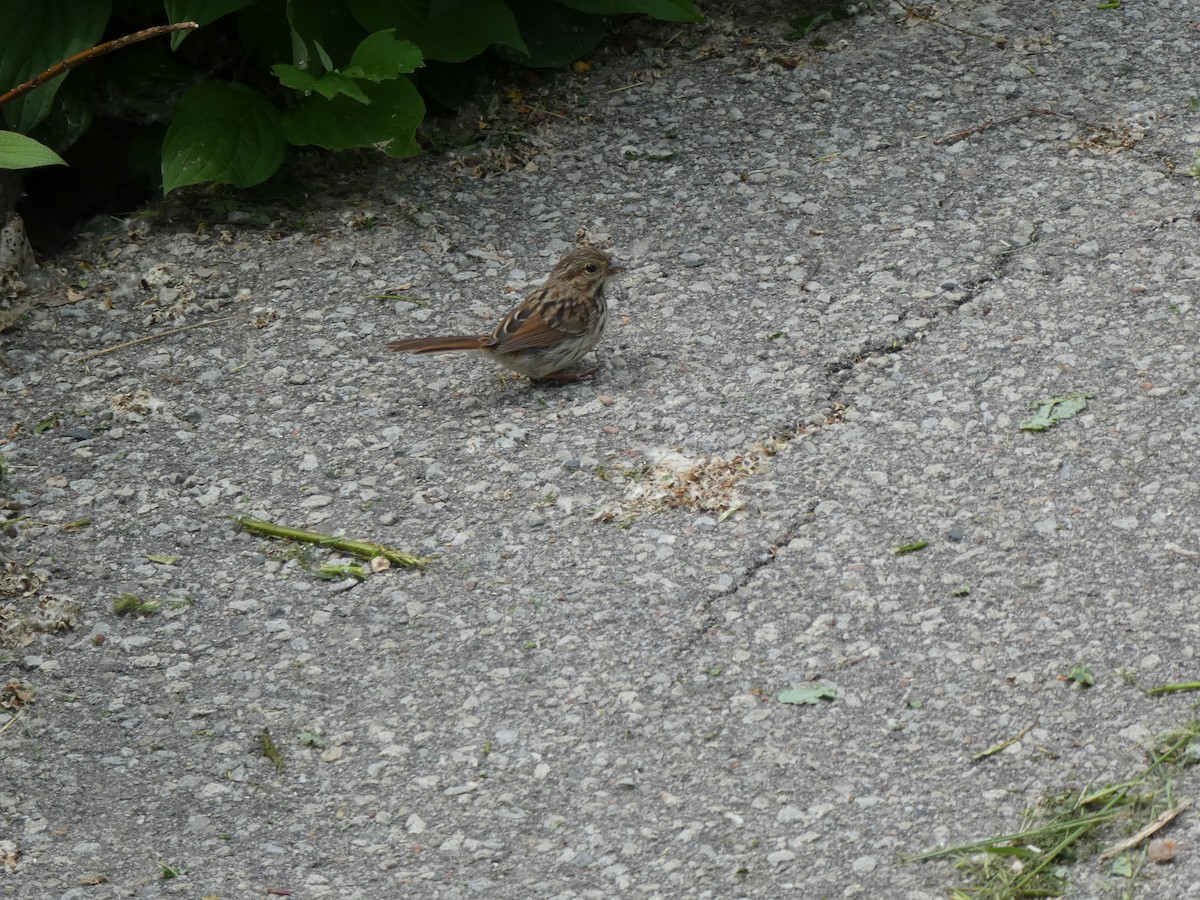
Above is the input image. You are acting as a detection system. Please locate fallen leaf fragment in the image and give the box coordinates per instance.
[778,683,837,705]
[1020,392,1090,431]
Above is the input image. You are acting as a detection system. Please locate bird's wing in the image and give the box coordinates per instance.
[488,303,572,353]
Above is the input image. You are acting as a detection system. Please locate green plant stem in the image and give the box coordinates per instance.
[904,807,1124,862]
[909,723,1200,867]
[1147,682,1200,696]
[232,515,433,568]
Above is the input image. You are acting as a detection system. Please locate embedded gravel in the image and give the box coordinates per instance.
[4,2,1200,898]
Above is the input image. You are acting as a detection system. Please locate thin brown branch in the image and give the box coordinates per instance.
[934,107,1064,146]
[0,22,199,110]
[1098,798,1191,860]
[897,3,1006,44]
[71,315,238,363]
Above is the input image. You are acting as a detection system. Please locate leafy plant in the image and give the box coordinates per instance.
[0,0,702,191]
[0,19,196,172]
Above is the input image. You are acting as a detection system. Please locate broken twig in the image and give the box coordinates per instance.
[72,315,239,363]
[233,516,434,569]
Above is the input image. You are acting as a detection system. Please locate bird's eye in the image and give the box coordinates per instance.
[585,263,598,274]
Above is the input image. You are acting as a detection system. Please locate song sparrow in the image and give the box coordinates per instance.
[387,246,623,382]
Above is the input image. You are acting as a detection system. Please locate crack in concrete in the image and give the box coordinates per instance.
[685,225,1046,639]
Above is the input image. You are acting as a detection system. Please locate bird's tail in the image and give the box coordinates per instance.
[387,335,486,354]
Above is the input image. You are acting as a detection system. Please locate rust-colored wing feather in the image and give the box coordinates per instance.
[486,284,597,354]
[487,303,567,356]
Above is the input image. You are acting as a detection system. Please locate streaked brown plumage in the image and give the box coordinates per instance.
[387,246,623,382]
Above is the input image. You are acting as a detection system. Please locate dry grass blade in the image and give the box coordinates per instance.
[971,723,1035,761]
[0,709,23,739]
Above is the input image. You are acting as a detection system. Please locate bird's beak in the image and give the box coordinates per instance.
[607,262,627,276]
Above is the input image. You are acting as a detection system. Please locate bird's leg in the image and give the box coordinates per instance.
[534,367,597,383]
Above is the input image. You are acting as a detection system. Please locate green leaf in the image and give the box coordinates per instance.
[557,0,703,23]
[0,0,111,133]
[314,41,336,72]
[778,684,837,705]
[273,63,319,93]
[349,0,527,63]
[1019,392,1090,431]
[496,0,609,68]
[277,27,422,97]
[283,74,425,157]
[315,73,370,103]
[274,65,370,102]
[0,130,68,169]
[22,66,94,155]
[1109,854,1133,877]
[348,31,424,81]
[285,0,370,75]
[161,81,286,193]
[34,412,63,433]
[298,730,327,748]
[1067,665,1095,687]
[165,0,253,49]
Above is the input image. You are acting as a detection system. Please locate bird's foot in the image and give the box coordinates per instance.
[534,367,597,383]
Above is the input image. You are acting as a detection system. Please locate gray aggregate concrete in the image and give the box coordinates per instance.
[3,2,1200,897]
